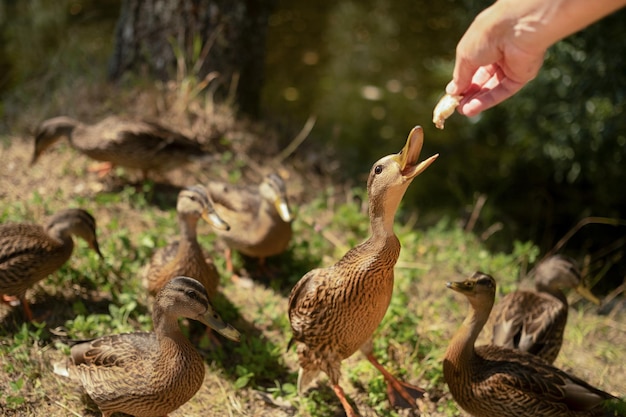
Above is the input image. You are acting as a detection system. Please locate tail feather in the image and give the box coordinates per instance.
[52,361,70,378]
[297,367,320,394]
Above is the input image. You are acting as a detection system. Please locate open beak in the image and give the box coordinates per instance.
[198,308,241,342]
[274,197,292,222]
[395,126,438,179]
[202,209,230,231]
[575,284,600,305]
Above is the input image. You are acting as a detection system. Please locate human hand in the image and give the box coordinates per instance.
[446,4,547,117]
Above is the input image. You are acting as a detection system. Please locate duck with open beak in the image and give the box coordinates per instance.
[288,126,438,417]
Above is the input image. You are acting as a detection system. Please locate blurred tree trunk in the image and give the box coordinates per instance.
[108,0,273,116]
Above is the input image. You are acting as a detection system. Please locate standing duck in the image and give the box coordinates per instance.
[444,272,619,417]
[142,185,229,298]
[491,255,600,363]
[288,127,438,416]
[206,172,293,280]
[0,208,102,320]
[53,276,241,417]
[32,116,209,179]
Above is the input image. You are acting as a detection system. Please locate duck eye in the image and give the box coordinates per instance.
[374,165,383,175]
[185,290,198,300]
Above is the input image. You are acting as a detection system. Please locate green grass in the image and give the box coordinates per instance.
[2,150,623,417]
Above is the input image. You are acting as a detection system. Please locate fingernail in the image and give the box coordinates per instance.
[445,81,457,94]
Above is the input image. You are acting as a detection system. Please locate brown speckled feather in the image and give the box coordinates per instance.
[0,224,71,297]
[289,237,399,383]
[490,255,589,363]
[492,290,566,362]
[144,240,219,298]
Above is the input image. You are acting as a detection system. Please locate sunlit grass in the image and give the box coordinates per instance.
[1,135,625,416]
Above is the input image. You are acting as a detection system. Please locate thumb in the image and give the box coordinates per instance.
[446,59,478,96]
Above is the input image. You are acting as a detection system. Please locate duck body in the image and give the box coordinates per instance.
[288,127,437,416]
[67,331,203,417]
[0,224,74,296]
[491,255,598,363]
[491,289,567,362]
[54,276,240,417]
[32,116,207,177]
[444,273,618,417]
[145,239,219,297]
[143,185,229,297]
[0,209,102,319]
[206,173,293,261]
[289,234,399,383]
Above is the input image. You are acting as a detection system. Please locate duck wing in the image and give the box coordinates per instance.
[491,291,566,361]
[477,345,616,413]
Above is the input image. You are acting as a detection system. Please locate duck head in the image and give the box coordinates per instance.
[31,116,77,165]
[367,126,438,226]
[260,173,292,222]
[178,185,230,232]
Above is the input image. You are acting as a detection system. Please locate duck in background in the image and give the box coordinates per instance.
[490,255,600,363]
[206,172,293,282]
[0,208,102,320]
[32,115,211,180]
[142,185,229,299]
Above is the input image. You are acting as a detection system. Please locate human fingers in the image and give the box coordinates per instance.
[457,70,526,117]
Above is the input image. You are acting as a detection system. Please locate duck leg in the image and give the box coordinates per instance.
[87,161,113,178]
[367,353,425,408]
[364,351,425,409]
[225,247,235,275]
[224,248,254,287]
[1,294,34,321]
[332,384,359,417]
[21,299,34,322]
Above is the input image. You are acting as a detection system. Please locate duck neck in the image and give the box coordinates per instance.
[536,282,567,304]
[259,198,282,225]
[152,305,188,346]
[178,214,199,244]
[54,117,79,145]
[45,224,75,250]
[446,299,492,366]
[369,185,407,239]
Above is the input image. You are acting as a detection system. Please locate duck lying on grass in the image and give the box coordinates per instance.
[53,276,240,417]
